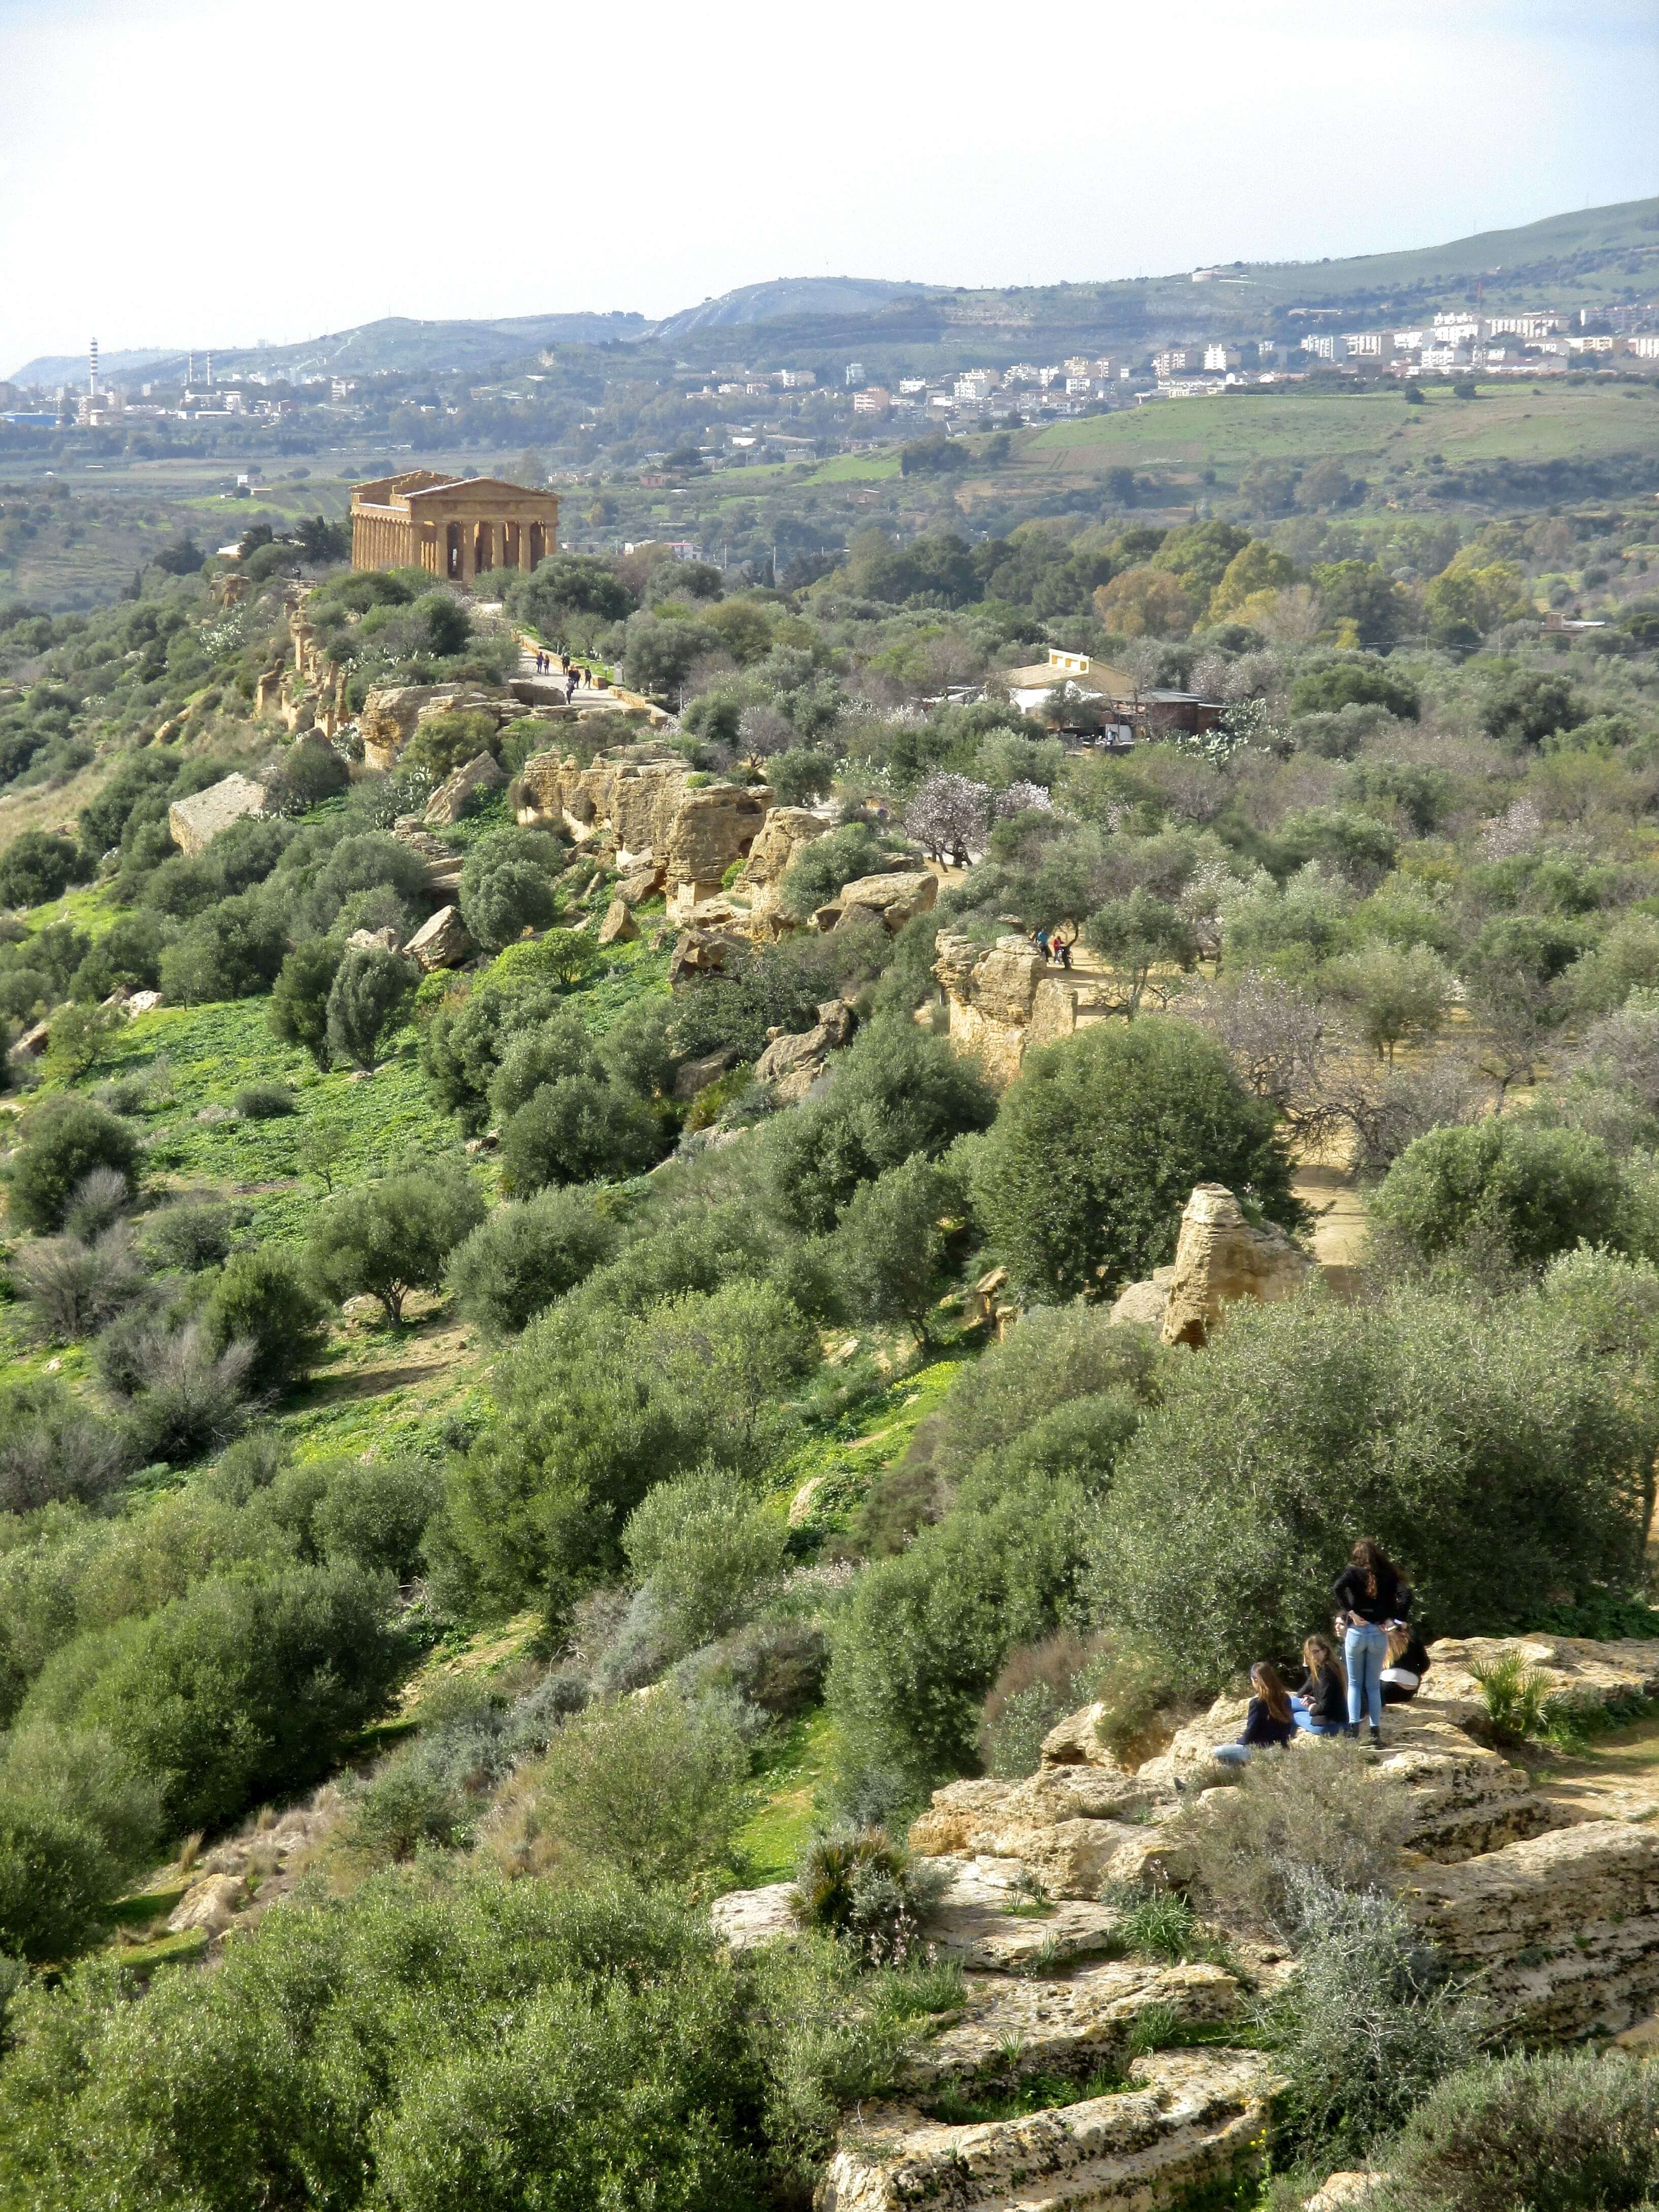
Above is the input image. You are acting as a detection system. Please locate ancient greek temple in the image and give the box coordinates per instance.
[349,471,560,581]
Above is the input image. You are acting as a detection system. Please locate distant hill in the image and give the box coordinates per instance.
[650,277,931,342]
[13,198,1657,387]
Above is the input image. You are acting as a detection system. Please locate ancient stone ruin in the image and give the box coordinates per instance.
[1110,1182,1315,1348]
[933,929,1105,1088]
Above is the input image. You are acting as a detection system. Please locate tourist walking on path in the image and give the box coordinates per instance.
[1213,1662,1296,1767]
[1291,1634,1347,1736]
[1333,1538,1411,1746]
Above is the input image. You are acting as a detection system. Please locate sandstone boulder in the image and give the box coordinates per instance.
[673,1048,736,1101]
[424,750,504,827]
[126,989,162,1016]
[835,868,937,933]
[596,898,639,947]
[933,929,1046,1086]
[166,1872,246,1938]
[1109,1266,1175,1331]
[668,927,746,985]
[753,1024,832,1102]
[708,1881,798,1952]
[403,905,472,971]
[1159,1183,1314,1348]
[360,683,474,773]
[815,997,855,1047]
[616,863,661,906]
[169,773,267,856]
[346,926,402,954]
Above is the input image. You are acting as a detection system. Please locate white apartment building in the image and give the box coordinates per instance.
[954,370,999,400]
[1153,347,1197,378]
[852,388,891,413]
[776,370,816,389]
[1488,314,1567,340]
[1419,345,1470,370]
[1569,335,1616,354]
[1344,332,1384,357]
[1392,331,1427,352]
[1300,333,1337,360]
[1631,336,1659,360]
[1203,345,1240,372]
[1432,314,1483,344]
[844,362,867,386]
[898,378,927,394]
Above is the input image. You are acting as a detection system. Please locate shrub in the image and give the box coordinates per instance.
[457,826,562,951]
[971,1019,1302,1300]
[512,1689,751,1885]
[0,1804,124,1963]
[268,939,343,1069]
[0,1870,807,2212]
[0,829,82,909]
[832,1154,966,1340]
[113,1323,255,1467]
[778,823,900,921]
[1288,657,1419,722]
[443,1281,819,1619]
[445,1185,619,1337]
[306,1159,486,1322]
[138,1199,247,1273]
[62,1166,130,1242]
[791,1826,947,1968]
[204,1245,330,1392]
[486,1004,599,1121]
[22,1561,408,1831]
[0,1378,129,1514]
[325,944,418,1069]
[500,1076,662,1193]
[347,1752,469,1862]
[302,833,433,936]
[1264,1868,1478,2167]
[234,1080,297,1119]
[12,1228,145,1343]
[622,1465,789,1655]
[9,1097,138,1232]
[1093,1286,1651,1688]
[1469,1648,1552,1740]
[310,1456,444,1582]
[158,890,288,1003]
[1175,1740,1415,1936]
[1370,1117,1626,1273]
[675,1620,829,1721]
[978,1630,1110,1780]
[1369,2047,1659,2212]
[402,709,500,780]
[765,1016,997,1233]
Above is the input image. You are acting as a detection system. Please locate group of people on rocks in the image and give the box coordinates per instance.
[1030,925,1075,970]
[1214,1539,1431,1769]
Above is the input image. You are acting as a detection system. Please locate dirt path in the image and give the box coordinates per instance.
[1535,1714,1659,1828]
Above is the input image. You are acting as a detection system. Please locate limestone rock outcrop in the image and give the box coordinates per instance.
[513,744,773,913]
[933,929,1088,1086]
[169,773,267,856]
[741,807,828,919]
[1157,1183,1314,1348]
[166,1872,247,1938]
[816,2050,1278,2212]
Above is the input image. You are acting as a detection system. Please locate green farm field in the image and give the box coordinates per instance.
[1006,381,1659,492]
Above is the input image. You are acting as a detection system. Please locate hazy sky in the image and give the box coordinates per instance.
[2,0,1655,374]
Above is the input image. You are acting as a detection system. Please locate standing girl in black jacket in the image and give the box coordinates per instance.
[1333,1538,1411,1746]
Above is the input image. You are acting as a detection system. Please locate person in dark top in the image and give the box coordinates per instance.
[1333,1538,1411,1745]
[1291,1634,1347,1736]
[1381,1628,1431,1706]
[1214,1662,1296,1767]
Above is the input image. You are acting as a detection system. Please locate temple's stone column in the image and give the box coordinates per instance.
[518,520,534,571]
[458,520,475,582]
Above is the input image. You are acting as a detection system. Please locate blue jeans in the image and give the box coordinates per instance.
[1213,1742,1251,1766]
[1291,1699,1342,1736]
[1345,1622,1388,1728]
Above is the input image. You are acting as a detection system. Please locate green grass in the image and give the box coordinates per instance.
[106,1884,187,1928]
[112,1927,209,1975]
[736,1708,839,1883]
[1011,383,1659,491]
[809,455,901,484]
[777,1352,973,1542]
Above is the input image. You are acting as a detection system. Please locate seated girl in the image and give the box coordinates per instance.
[1380,1628,1431,1706]
[1213,1662,1296,1766]
[1291,1634,1346,1735]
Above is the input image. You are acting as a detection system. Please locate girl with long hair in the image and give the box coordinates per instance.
[1291,1633,1347,1737]
[1333,1537,1411,1746]
[1213,1661,1296,1768]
